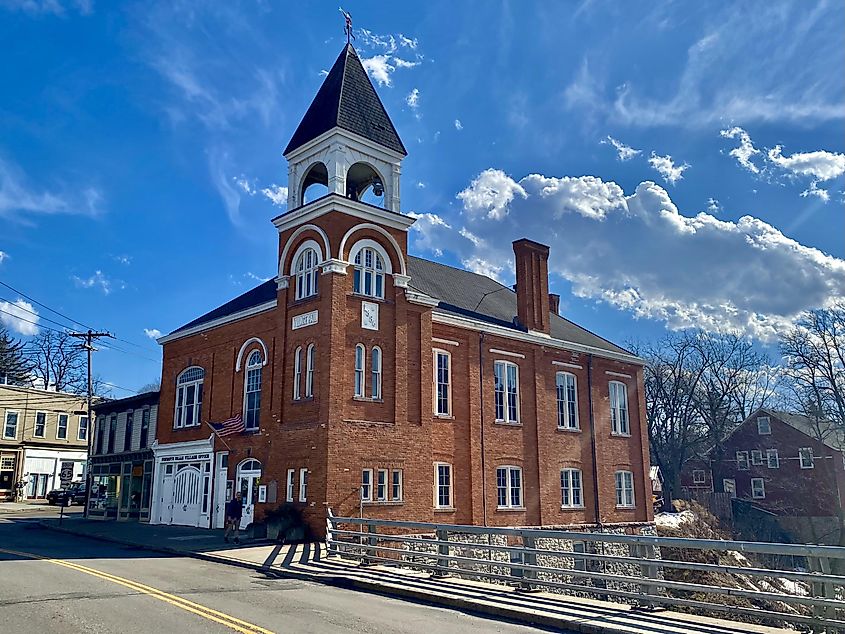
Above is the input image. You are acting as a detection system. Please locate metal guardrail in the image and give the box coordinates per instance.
[326,512,845,633]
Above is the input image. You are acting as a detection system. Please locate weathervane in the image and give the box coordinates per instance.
[340,7,355,44]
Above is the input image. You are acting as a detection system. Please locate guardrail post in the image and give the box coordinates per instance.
[633,542,657,610]
[325,509,337,557]
[431,528,451,578]
[519,531,539,592]
[359,522,377,567]
[809,556,835,634]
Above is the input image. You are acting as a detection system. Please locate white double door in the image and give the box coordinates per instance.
[160,464,205,527]
[236,461,261,530]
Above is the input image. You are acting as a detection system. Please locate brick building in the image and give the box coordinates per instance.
[151,43,653,536]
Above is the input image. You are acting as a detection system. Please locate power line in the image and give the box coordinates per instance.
[0,295,78,332]
[0,280,94,331]
[0,308,68,336]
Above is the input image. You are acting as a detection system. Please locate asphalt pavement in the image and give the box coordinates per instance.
[0,510,546,633]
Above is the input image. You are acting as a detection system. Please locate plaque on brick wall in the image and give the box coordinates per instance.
[292,310,318,330]
[267,480,278,504]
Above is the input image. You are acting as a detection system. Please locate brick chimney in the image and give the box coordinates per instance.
[549,293,560,316]
[512,238,551,334]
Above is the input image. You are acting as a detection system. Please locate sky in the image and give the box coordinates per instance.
[0,0,843,396]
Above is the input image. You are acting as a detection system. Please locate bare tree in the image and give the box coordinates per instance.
[26,330,87,394]
[137,379,161,394]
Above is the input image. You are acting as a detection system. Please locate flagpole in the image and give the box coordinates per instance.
[205,420,233,451]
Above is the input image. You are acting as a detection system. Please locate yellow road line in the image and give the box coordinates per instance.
[0,547,275,634]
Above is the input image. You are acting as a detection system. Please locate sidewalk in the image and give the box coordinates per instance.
[39,517,791,634]
[0,501,59,513]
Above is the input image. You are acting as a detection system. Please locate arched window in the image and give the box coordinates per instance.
[244,350,262,430]
[175,366,204,429]
[305,344,315,398]
[353,247,385,298]
[354,344,365,397]
[294,247,319,300]
[293,346,302,400]
[371,346,382,399]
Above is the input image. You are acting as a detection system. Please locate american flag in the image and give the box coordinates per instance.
[209,414,245,437]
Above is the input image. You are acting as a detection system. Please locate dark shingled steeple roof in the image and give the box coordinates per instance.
[284,44,407,156]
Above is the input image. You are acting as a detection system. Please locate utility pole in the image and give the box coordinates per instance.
[69,329,112,519]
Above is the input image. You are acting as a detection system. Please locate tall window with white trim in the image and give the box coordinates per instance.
[361,469,373,501]
[496,465,523,509]
[286,469,295,502]
[353,247,385,298]
[371,346,382,399]
[799,448,814,469]
[556,372,578,430]
[293,346,302,400]
[77,415,88,441]
[244,350,262,429]
[434,463,452,508]
[494,361,519,423]
[560,468,583,508]
[354,344,365,397]
[34,412,46,438]
[434,349,451,417]
[175,366,204,428]
[299,468,308,502]
[376,469,387,501]
[609,381,629,435]
[294,247,319,300]
[615,470,635,507]
[305,344,315,398]
[3,411,18,439]
[751,478,766,499]
[391,469,403,501]
[57,414,68,440]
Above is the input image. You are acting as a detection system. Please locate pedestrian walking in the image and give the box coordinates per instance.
[224,491,243,544]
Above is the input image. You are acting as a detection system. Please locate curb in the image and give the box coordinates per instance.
[35,521,721,634]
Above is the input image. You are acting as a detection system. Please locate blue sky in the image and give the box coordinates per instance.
[0,0,843,395]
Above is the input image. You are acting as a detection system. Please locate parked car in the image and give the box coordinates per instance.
[46,482,86,506]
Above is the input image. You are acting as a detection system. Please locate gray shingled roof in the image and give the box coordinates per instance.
[765,409,844,450]
[284,44,406,156]
[406,256,631,356]
[167,257,632,358]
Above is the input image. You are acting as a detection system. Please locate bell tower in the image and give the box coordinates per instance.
[282,43,407,214]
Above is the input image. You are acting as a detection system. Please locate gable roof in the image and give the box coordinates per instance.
[164,257,632,359]
[284,44,406,156]
[763,409,844,451]
[406,256,632,356]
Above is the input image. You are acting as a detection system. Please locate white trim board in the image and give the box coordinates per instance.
[157,301,277,345]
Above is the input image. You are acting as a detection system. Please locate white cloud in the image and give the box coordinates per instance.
[648,152,689,185]
[0,298,39,336]
[800,181,830,203]
[260,184,287,207]
[454,119,463,131]
[393,58,420,69]
[0,251,8,264]
[360,55,395,87]
[767,145,845,182]
[405,88,419,109]
[720,127,761,173]
[233,175,256,196]
[357,29,423,87]
[113,254,132,265]
[601,135,640,161]
[706,198,721,214]
[72,270,122,295]
[411,169,845,342]
[0,156,102,222]
[2,0,92,16]
[416,181,426,189]
[143,328,162,340]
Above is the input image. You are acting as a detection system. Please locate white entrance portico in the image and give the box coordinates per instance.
[150,436,215,528]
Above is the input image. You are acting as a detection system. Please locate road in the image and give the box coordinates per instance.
[0,510,547,633]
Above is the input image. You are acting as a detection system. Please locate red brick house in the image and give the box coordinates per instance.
[150,43,653,537]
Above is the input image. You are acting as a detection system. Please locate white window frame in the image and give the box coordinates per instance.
[766,449,779,469]
[391,469,403,501]
[496,465,523,509]
[692,469,706,484]
[434,462,453,509]
[751,450,763,466]
[175,366,204,429]
[376,468,388,501]
[77,415,88,441]
[433,349,452,417]
[56,413,68,440]
[560,468,584,508]
[293,346,302,400]
[244,349,262,430]
[293,246,320,300]
[299,468,308,502]
[3,410,19,439]
[751,478,766,499]
[493,360,520,424]
[305,343,315,398]
[34,411,47,438]
[371,346,382,400]
[556,372,579,430]
[799,448,814,469]
[286,469,295,502]
[757,416,771,435]
[352,244,387,299]
[736,451,750,471]
[361,469,373,501]
[615,470,635,508]
[609,381,630,436]
[354,344,365,398]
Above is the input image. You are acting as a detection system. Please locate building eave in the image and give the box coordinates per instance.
[157,300,277,345]
[272,193,416,233]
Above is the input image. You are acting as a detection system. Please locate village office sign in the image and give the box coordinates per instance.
[160,453,211,463]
